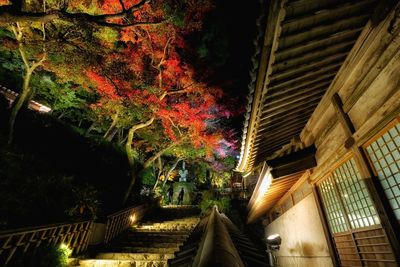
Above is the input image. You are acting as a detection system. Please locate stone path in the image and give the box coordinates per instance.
[75,206,200,267]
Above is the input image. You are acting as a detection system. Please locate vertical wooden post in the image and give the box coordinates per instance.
[331,93,400,263]
[312,185,340,267]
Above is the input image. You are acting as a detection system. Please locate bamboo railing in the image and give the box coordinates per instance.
[0,220,93,265]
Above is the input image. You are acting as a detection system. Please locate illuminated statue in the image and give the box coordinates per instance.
[179,161,188,182]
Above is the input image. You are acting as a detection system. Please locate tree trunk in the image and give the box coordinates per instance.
[85,121,97,137]
[143,142,175,169]
[122,117,155,205]
[106,127,118,142]
[8,24,46,145]
[8,68,33,144]
[152,156,163,190]
[103,111,119,139]
[162,158,182,188]
[57,109,67,119]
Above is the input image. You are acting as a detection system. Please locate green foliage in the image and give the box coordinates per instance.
[211,171,231,188]
[141,167,156,187]
[162,3,185,28]
[199,190,231,215]
[94,27,119,44]
[0,49,22,72]
[193,162,208,185]
[32,75,85,118]
[0,27,13,38]
[223,155,236,169]
[8,243,70,267]
[67,184,100,220]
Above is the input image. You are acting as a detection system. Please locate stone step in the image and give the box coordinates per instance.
[136,225,196,230]
[114,241,183,248]
[75,208,201,267]
[125,232,189,239]
[113,247,179,254]
[132,229,192,234]
[139,221,199,227]
[119,236,187,242]
[96,253,175,261]
[139,222,198,227]
[77,259,168,267]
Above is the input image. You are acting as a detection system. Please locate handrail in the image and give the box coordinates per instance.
[0,85,51,113]
[104,204,147,244]
[0,220,93,265]
[192,206,245,267]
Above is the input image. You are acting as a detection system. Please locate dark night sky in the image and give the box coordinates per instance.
[189,0,262,134]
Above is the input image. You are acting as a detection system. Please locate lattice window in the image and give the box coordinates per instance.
[319,176,348,233]
[333,158,380,229]
[365,121,400,220]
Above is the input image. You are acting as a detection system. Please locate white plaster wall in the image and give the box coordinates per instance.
[265,194,333,267]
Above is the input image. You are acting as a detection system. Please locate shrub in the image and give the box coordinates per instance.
[199,190,231,215]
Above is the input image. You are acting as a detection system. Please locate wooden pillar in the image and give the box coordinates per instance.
[331,93,400,263]
[312,185,340,267]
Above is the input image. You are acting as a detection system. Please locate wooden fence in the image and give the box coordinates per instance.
[104,204,147,244]
[0,220,93,265]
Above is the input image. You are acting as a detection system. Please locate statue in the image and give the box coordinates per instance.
[179,161,188,182]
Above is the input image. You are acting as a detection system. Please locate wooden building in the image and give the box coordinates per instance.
[237,0,400,266]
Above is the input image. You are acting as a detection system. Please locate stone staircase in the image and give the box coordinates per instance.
[75,205,201,267]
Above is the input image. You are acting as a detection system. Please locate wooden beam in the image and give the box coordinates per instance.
[258,111,313,133]
[236,0,287,172]
[255,122,304,144]
[276,27,362,60]
[254,135,304,160]
[274,40,355,71]
[260,93,323,119]
[255,135,302,155]
[263,88,325,115]
[260,100,319,126]
[269,72,335,95]
[283,0,375,29]
[257,116,310,137]
[342,34,400,113]
[255,134,306,158]
[331,93,400,264]
[266,77,331,101]
[269,63,341,89]
[271,53,348,83]
[281,14,370,45]
[253,144,290,164]
[259,105,316,128]
[300,1,400,148]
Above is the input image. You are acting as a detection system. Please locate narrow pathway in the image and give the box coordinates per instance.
[77,205,200,267]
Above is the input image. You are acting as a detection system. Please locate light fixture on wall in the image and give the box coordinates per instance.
[266,233,281,267]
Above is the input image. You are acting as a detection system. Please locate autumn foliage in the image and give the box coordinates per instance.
[0,0,238,200]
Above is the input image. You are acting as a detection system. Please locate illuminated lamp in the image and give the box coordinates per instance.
[266,234,281,267]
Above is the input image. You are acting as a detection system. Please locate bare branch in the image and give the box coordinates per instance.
[168,117,183,136]
[144,142,176,168]
[118,0,127,11]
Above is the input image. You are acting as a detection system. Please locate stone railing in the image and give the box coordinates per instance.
[0,220,93,265]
